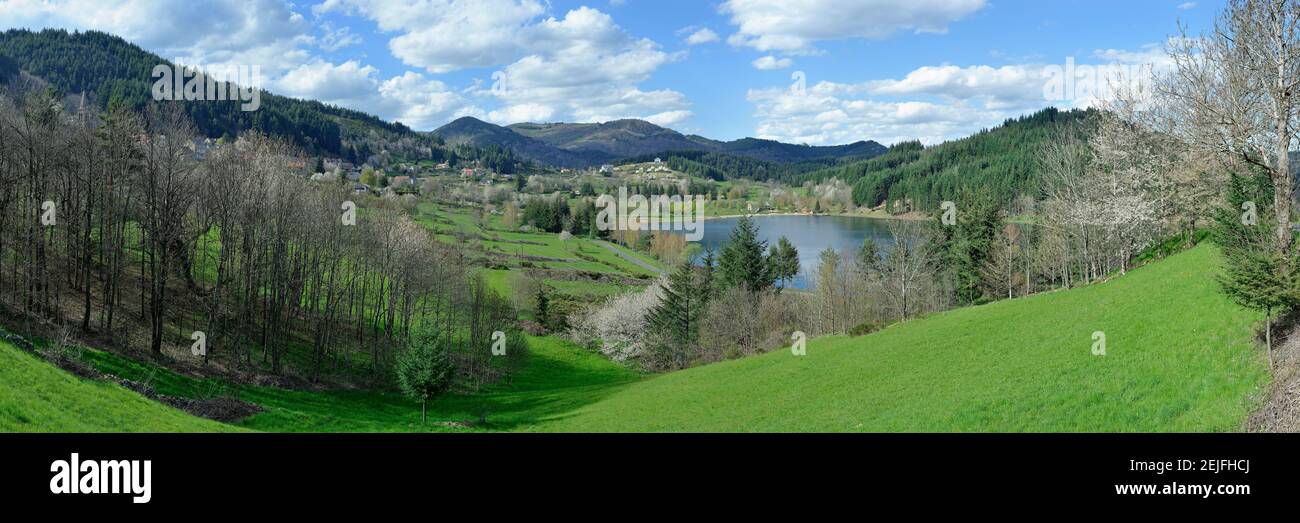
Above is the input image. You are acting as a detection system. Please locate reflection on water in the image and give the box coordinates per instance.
[695,215,900,289]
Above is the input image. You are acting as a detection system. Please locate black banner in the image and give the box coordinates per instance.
[0,433,1290,512]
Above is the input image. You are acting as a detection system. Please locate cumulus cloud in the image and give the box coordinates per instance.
[315,0,547,73]
[721,0,987,53]
[685,27,719,45]
[0,0,314,77]
[316,2,691,127]
[273,60,481,130]
[480,7,691,125]
[747,43,1170,145]
[752,55,793,70]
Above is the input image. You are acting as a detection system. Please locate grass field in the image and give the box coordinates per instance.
[0,340,238,432]
[2,244,1271,432]
[531,244,1270,432]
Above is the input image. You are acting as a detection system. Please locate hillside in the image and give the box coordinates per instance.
[804,107,1097,211]
[0,28,480,165]
[0,340,234,432]
[7,244,1269,433]
[531,245,1269,432]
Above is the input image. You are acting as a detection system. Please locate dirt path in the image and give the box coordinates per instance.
[596,241,663,274]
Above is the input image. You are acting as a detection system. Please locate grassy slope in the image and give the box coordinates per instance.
[75,335,639,432]
[531,245,1270,432]
[0,340,236,432]
[6,244,1269,432]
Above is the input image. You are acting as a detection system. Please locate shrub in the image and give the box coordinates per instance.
[569,278,665,363]
[848,321,885,337]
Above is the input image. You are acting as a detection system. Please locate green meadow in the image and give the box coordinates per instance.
[1,244,1271,432]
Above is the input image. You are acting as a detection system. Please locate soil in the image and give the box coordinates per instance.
[1247,319,1300,432]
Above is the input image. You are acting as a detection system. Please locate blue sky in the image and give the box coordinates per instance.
[1,0,1218,144]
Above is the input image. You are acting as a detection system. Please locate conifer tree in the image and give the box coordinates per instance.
[717,216,773,292]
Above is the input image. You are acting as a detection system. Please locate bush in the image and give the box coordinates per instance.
[569,279,665,363]
[848,321,885,337]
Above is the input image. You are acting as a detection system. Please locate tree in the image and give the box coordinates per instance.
[395,325,455,423]
[1214,168,1297,368]
[1162,0,1300,267]
[930,188,1002,304]
[980,223,1022,300]
[501,201,520,229]
[879,220,936,321]
[717,216,773,292]
[769,236,800,289]
[645,261,706,370]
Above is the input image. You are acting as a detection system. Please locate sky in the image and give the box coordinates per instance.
[0,0,1219,145]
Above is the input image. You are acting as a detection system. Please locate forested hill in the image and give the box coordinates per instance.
[0,28,494,166]
[803,107,1097,212]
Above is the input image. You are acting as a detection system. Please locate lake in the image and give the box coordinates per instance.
[696,214,897,289]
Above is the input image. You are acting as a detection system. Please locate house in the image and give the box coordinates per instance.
[462,168,475,177]
[390,175,412,188]
[599,164,615,175]
[436,162,450,170]
[353,183,371,194]
[188,138,217,160]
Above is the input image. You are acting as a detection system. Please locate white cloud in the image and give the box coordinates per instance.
[752,55,793,70]
[748,82,995,145]
[747,44,1171,145]
[0,0,314,77]
[685,27,719,45]
[1178,2,1197,10]
[488,103,555,124]
[316,0,547,73]
[315,2,692,127]
[483,7,692,125]
[721,0,987,54]
[273,60,480,130]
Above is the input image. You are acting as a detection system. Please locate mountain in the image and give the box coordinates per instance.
[433,116,593,168]
[433,116,888,169]
[509,119,712,161]
[715,137,887,164]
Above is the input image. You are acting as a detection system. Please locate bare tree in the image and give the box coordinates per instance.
[1161,0,1300,264]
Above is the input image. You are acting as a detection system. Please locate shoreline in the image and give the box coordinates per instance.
[700,210,932,222]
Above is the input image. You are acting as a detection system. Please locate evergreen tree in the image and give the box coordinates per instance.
[395,325,455,423]
[717,216,773,292]
[769,236,801,289]
[1214,169,1298,367]
[646,261,706,369]
[699,248,717,299]
[930,188,1003,304]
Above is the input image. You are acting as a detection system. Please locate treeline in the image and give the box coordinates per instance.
[0,88,526,389]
